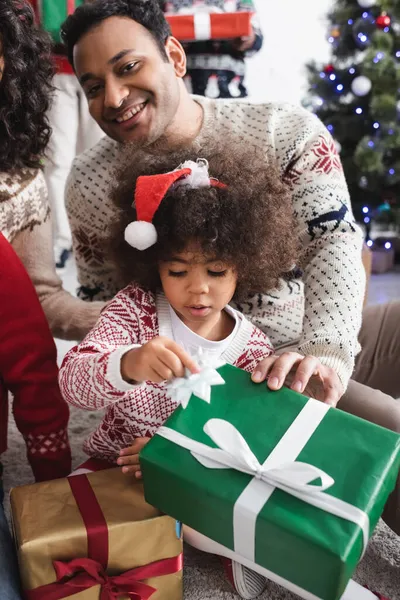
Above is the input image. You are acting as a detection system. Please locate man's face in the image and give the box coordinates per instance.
[73,17,185,145]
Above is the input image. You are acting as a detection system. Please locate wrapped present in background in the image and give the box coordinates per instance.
[10,468,182,600]
[165,12,253,41]
[140,364,400,600]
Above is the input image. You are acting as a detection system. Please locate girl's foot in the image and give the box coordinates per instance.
[221,558,267,599]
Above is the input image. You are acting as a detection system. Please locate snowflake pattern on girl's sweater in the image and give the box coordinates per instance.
[66,98,366,389]
[59,284,274,462]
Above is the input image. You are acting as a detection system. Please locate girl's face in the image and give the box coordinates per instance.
[159,245,238,330]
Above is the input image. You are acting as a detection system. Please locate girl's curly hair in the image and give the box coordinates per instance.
[0,0,54,171]
[110,141,299,302]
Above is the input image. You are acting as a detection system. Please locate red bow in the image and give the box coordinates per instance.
[25,555,183,600]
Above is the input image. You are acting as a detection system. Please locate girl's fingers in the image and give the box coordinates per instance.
[121,464,141,475]
[266,352,305,390]
[117,453,140,466]
[165,340,200,374]
[119,437,149,456]
[290,356,321,394]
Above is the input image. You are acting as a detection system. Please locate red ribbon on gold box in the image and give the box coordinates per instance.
[10,469,183,600]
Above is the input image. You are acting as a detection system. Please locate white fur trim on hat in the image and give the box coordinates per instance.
[124,221,158,250]
[174,158,211,189]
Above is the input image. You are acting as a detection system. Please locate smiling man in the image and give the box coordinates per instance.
[61,3,399,598]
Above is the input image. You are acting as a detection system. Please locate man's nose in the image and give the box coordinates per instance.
[104,79,129,110]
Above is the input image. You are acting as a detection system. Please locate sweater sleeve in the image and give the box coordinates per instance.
[8,171,105,341]
[0,234,72,482]
[275,107,365,389]
[59,286,156,411]
[65,157,121,303]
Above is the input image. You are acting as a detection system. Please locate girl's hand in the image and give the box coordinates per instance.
[117,437,151,478]
[121,337,199,384]
[251,352,344,407]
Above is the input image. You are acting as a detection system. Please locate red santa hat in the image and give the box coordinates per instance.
[124,159,227,251]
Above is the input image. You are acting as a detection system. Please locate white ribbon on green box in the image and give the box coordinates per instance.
[156,398,370,564]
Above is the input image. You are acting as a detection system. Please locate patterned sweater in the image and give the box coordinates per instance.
[0,168,104,340]
[65,97,365,389]
[0,233,71,482]
[59,285,273,462]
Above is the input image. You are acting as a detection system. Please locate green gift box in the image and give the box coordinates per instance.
[140,364,400,600]
[40,1,84,43]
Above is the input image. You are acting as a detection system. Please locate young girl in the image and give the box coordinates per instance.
[60,144,298,599]
[60,142,298,461]
[59,145,389,600]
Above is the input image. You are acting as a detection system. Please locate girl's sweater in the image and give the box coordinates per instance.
[59,284,274,462]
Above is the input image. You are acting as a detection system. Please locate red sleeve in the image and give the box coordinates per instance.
[0,233,71,481]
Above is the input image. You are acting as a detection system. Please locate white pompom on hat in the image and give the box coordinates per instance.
[124,159,227,251]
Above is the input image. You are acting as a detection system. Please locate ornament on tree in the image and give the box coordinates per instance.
[352,15,376,49]
[329,25,341,39]
[324,64,335,74]
[357,0,376,7]
[376,13,391,30]
[351,75,372,96]
[334,140,342,153]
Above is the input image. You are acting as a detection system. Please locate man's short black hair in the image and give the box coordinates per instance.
[61,0,171,67]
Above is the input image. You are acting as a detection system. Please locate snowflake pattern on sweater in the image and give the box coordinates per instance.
[65,98,365,388]
[59,284,273,462]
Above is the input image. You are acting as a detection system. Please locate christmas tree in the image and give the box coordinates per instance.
[305,0,400,241]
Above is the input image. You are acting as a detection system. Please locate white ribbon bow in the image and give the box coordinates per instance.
[157,418,370,556]
[166,350,226,409]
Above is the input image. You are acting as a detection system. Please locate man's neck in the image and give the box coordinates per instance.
[149,86,204,153]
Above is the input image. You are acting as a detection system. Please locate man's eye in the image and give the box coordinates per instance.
[208,270,227,277]
[122,62,137,74]
[87,84,102,98]
[168,270,187,277]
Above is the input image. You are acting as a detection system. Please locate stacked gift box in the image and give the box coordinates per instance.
[10,468,182,600]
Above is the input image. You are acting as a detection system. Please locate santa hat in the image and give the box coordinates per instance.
[124,159,227,251]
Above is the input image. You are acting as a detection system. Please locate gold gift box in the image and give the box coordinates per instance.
[10,468,182,600]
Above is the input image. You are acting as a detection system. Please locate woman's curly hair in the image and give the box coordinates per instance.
[110,141,299,302]
[0,0,54,171]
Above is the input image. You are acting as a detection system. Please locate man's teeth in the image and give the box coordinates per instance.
[116,103,146,123]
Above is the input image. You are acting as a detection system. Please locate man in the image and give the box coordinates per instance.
[61,1,399,598]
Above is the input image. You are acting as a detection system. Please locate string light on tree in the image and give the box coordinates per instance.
[352,14,376,48]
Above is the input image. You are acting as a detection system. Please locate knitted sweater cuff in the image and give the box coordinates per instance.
[29,448,72,482]
[298,339,356,392]
[106,345,144,392]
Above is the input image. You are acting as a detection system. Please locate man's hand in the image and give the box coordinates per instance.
[117,437,150,478]
[121,337,199,384]
[231,29,256,52]
[252,352,344,407]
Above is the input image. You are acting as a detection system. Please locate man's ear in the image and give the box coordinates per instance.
[165,36,187,78]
